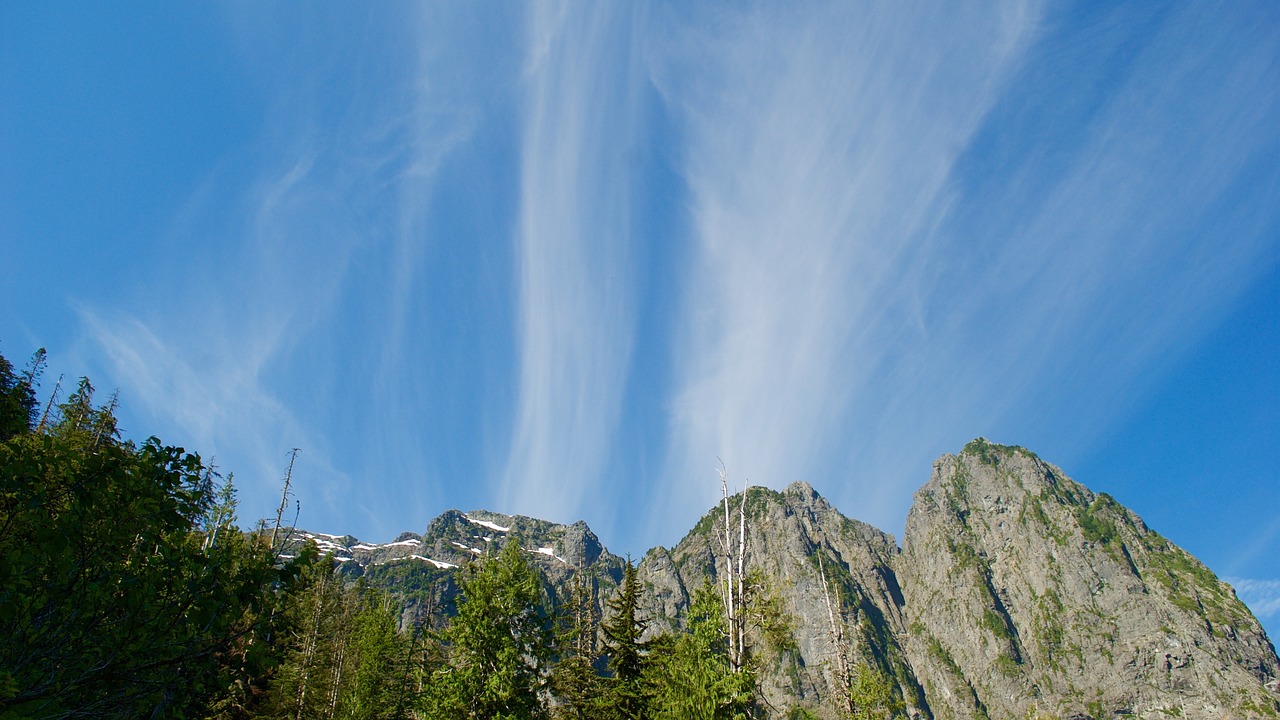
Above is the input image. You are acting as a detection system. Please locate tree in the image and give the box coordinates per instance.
[643,583,755,720]
[817,553,902,720]
[717,463,749,672]
[0,347,311,720]
[847,664,900,720]
[0,348,41,441]
[422,540,551,719]
[0,418,285,718]
[551,564,603,719]
[601,559,648,720]
[339,588,406,720]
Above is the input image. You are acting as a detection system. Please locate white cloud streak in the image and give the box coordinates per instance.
[651,1,1280,543]
[653,2,1043,534]
[501,3,644,524]
[75,306,336,523]
[73,9,479,537]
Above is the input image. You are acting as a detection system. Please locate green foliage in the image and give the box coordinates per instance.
[551,564,603,720]
[993,653,1021,677]
[643,583,755,719]
[744,567,797,660]
[1075,497,1119,545]
[421,541,551,719]
[980,608,1013,642]
[0,361,289,719]
[0,348,41,441]
[601,560,647,720]
[961,438,1033,466]
[255,558,412,720]
[847,663,902,720]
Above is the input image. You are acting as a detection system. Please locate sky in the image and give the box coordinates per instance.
[2,2,1278,637]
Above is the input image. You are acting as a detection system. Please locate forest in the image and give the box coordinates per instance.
[0,347,898,720]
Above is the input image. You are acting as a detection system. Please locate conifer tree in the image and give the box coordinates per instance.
[643,583,755,720]
[0,353,289,719]
[602,559,648,720]
[0,347,41,441]
[422,540,550,719]
[551,565,603,719]
[338,589,405,720]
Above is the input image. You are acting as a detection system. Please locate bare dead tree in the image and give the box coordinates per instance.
[819,553,855,717]
[91,390,119,448]
[270,448,301,552]
[37,373,62,432]
[717,461,750,671]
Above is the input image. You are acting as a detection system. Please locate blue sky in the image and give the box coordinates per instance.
[2,2,1278,635]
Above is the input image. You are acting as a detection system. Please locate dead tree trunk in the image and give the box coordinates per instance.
[717,462,750,672]
[271,448,301,552]
[820,553,854,717]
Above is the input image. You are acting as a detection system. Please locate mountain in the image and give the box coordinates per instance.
[286,440,1280,719]
[896,440,1278,719]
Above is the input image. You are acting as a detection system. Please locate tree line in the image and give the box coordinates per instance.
[0,347,900,719]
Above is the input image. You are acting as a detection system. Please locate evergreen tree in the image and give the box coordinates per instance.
[601,559,648,720]
[644,583,755,720]
[0,367,289,719]
[550,566,603,719]
[422,540,551,719]
[339,589,406,720]
[0,348,41,441]
[846,663,902,720]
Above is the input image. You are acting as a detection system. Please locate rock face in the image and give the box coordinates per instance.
[285,508,628,626]
[637,481,922,717]
[897,440,1279,720]
[292,440,1280,719]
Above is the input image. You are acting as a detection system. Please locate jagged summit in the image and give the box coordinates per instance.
[287,440,1280,719]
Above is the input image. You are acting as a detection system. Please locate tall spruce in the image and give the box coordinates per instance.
[551,566,603,719]
[602,559,648,720]
[643,583,755,720]
[422,540,550,719]
[0,347,41,441]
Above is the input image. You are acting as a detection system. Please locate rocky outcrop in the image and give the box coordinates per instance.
[897,439,1279,720]
[291,439,1280,719]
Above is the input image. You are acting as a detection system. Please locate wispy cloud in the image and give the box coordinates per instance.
[500,4,645,526]
[75,305,339,525]
[649,1,1280,545]
[651,3,1042,536]
[72,7,482,537]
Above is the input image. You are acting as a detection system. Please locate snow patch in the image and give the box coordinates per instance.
[463,515,510,533]
[411,555,459,569]
[531,547,569,564]
[386,539,419,547]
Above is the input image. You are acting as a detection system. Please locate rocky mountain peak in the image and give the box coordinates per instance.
[899,438,1278,720]
[287,439,1279,719]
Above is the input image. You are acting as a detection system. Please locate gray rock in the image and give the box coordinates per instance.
[288,439,1280,720]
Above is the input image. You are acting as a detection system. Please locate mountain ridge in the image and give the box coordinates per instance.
[284,439,1280,719]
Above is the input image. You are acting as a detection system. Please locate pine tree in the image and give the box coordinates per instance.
[339,589,405,720]
[643,583,755,720]
[422,540,551,719]
[0,366,286,719]
[601,559,648,720]
[551,565,603,719]
[0,347,41,441]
